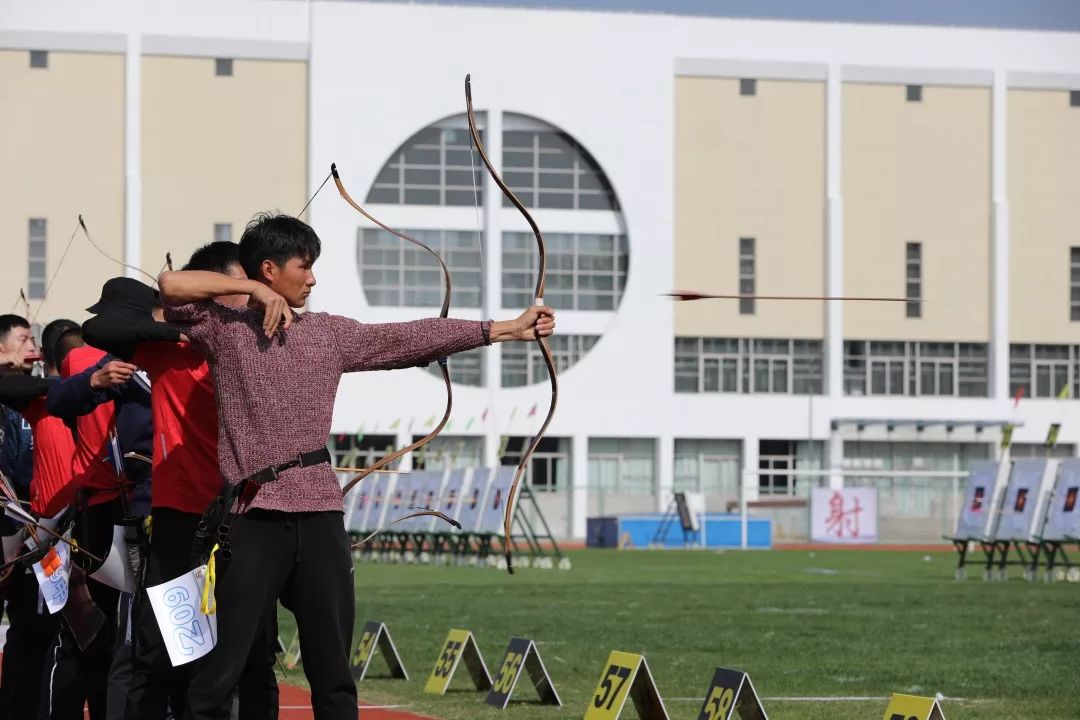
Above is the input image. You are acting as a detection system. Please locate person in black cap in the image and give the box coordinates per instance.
[46,277,157,720]
[84,247,280,720]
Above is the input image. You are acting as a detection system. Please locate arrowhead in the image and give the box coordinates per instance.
[665,291,709,301]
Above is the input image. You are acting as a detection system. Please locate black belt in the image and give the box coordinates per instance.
[192,447,331,566]
[242,447,331,487]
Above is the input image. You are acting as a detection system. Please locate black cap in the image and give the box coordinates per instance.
[86,277,158,316]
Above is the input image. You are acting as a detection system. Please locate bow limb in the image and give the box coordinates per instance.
[331,164,451,318]
[330,163,453,493]
[353,508,461,546]
[340,362,452,495]
[465,74,559,574]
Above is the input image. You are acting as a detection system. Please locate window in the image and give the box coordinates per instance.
[29,50,48,69]
[844,341,988,397]
[502,334,598,387]
[674,338,824,394]
[27,219,46,300]
[502,116,619,211]
[213,223,232,244]
[758,440,824,497]
[424,347,484,387]
[1071,90,1080,108]
[502,232,626,311]
[215,58,233,77]
[1071,248,1080,321]
[328,433,398,470]
[905,242,921,318]
[844,441,990,517]
[588,438,655,495]
[740,78,757,96]
[906,84,923,102]
[367,116,484,206]
[358,228,482,307]
[500,436,570,492]
[410,435,483,470]
[1009,345,1078,398]
[674,439,740,496]
[1011,442,1076,459]
[739,237,755,315]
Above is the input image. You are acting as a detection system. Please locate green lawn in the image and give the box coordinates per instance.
[277,549,1080,720]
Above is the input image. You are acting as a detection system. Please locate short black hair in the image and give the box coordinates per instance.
[41,318,79,372]
[0,314,30,344]
[54,327,84,371]
[238,212,321,282]
[183,241,242,274]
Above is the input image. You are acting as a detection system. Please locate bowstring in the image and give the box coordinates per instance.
[297,170,332,218]
[30,219,81,325]
[78,216,159,287]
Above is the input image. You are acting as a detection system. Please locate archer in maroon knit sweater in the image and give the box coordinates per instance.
[159,212,554,720]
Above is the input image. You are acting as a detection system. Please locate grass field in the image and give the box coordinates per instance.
[277,549,1079,720]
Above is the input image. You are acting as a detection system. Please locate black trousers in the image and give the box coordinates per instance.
[107,592,135,720]
[39,500,124,720]
[125,508,279,720]
[39,570,119,720]
[0,569,58,720]
[185,511,355,720]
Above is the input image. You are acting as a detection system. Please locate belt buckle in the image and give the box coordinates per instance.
[269,454,304,482]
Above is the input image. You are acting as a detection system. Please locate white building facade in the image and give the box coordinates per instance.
[3,0,1080,539]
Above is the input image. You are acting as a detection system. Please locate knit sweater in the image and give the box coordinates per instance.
[163,300,489,513]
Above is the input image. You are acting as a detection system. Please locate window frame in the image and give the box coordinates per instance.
[27,218,47,300]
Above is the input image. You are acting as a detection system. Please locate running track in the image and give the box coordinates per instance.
[279,683,434,720]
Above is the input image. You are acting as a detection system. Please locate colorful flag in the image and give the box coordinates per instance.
[527,403,538,417]
[389,418,400,430]
[465,417,475,430]
[1047,422,1062,448]
[1057,383,1071,400]
[481,407,489,422]
[1013,386,1025,407]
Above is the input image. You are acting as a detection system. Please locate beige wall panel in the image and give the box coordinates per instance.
[142,56,306,272]
[0,50,125,326]
[674,77,826,339]
[1008,89,1080,344]
[843,83,991,341]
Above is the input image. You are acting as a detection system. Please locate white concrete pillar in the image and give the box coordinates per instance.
[481,107,504,468]
[656,434,674,513]
[396,429,413,472]
[124,30,141,278]
[828,431,844,489]
[990,70,1009,401]
[825,64,844,399]
[570,433,589,538]
[741,436,760,504]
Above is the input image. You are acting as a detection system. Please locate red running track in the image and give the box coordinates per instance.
[278,683,436,720]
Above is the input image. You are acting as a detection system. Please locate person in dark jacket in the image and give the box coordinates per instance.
[0,314,54,720]
[46,288,156,720]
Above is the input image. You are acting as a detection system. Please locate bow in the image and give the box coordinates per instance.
[352,509,462,547]
[465,75,558,574]
[319,164,455,496]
